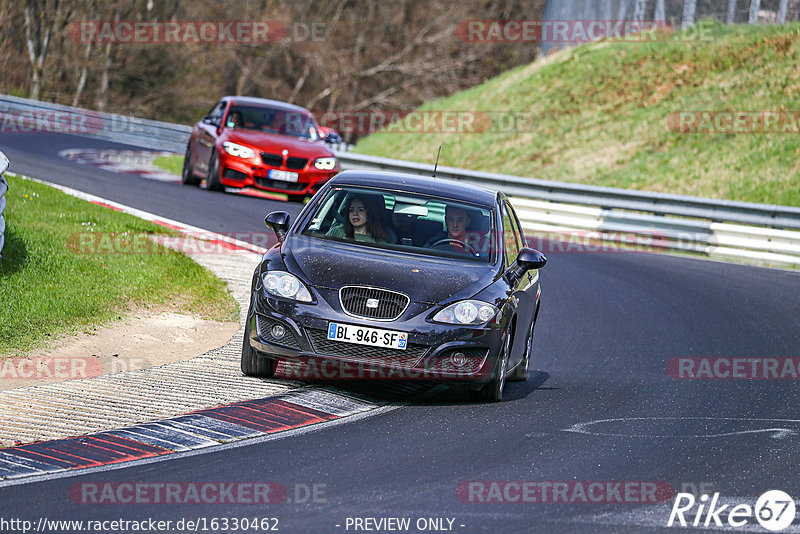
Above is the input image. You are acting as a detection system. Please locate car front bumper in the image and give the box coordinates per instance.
[247,290,504,383]
[218,153,336,195]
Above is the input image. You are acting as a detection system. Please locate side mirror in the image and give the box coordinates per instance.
[265,211,290,243]
[517,247,547,271]
[324,132,343,144]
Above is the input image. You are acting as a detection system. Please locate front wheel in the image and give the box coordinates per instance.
[206,149,224,192]
[241,317,278,377]
[508,321,534,381]
[181,142,201,186]
[470,331,510,402]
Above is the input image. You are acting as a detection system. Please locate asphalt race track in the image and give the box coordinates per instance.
[2,131,800,533]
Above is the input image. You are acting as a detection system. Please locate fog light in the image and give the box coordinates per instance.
[450,352,467,368]
[271,324,286,339]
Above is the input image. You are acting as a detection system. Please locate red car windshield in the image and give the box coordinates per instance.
[225,105,320,140]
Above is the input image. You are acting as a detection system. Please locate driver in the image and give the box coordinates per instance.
[227,110,243,128]
[424,205,472,253]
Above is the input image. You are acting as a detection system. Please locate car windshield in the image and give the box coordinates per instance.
[225,105,320,140]
[300,186,496,263]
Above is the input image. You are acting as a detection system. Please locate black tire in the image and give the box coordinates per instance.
[470,331,511,402]
[241,317,278,377]
[181,142,201,186]
[206,149,224,191]
[287,193,308,203]
[508,320,534,382]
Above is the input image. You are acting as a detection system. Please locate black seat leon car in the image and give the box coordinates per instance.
[242,170,547,402]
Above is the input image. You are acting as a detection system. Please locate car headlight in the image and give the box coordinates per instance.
[313,157,337,170]
[432,300,498,325]
[261,271,313,302]
[222,141,256,159]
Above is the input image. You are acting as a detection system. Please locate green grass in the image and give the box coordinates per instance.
[354,22,800,207]
[153,155,183,175]
[0,175,239,354]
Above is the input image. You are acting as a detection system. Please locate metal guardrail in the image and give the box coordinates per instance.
[337,153,800,266]
[0,94,191,153]
[0,151,8,257]
[335,152,800,231]
[1,94,798,267]
[0,94,354,154]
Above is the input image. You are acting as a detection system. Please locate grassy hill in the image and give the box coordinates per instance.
[354,22,800,207]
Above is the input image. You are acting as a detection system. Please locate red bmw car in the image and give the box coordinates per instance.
[181,96,340,201]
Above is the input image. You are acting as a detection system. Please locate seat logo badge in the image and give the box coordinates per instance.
[366,298,380,309]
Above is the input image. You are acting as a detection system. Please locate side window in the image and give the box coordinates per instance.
[501,202,520,268]
[206,101,226,125]
[506,200,525,251]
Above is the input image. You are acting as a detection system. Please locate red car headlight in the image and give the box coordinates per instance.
[222,141,256,159]
[313,157,337,170]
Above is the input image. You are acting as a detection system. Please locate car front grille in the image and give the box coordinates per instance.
[285,156,308,170]
[339,286,410,321]
[259,153,308,170]
[260,152,283,167]
[253,175,306,191]
[306,328,427,368]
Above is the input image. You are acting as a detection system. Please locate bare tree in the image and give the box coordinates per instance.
[633,0,648,22]
[778,0,789,23]
[655,0,666,21]
[727,0,737,23]
[749,0,762,23]
[23,0,64,100]
[682,0,697,28]
[617,0,632,20]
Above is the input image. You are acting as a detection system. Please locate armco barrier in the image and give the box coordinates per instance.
[334,156,800,267]
[0,94,190,153]
[1,94,799,267]
[0,151,8,257]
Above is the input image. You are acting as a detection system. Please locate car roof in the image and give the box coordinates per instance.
[224,96,311,114]
[328,170,498,207]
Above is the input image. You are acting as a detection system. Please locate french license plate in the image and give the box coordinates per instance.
[268,169,299,182]
[327,322,407,350]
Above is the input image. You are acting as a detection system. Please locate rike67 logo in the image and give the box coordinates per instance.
[668,490,796,531]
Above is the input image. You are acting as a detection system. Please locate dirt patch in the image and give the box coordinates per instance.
[0,312,239,392]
